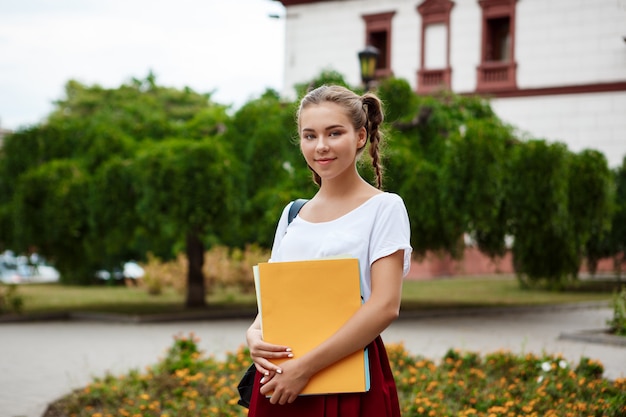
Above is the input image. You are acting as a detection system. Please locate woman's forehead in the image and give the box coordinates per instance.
[300,102,350,124]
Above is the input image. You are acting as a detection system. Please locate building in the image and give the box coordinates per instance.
[275,0,626,168]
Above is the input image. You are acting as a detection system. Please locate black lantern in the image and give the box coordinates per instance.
[358,45,379,90]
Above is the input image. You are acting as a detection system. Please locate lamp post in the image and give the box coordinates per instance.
[358,45,379,91]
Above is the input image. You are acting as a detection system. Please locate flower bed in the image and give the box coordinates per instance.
[44,333,626,417]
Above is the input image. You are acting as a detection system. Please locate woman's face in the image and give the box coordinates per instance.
[299,102,366,184]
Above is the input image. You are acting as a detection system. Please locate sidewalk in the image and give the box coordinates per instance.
[0,303,624,417]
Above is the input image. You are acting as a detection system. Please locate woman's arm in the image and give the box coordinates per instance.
[260,250,404,404]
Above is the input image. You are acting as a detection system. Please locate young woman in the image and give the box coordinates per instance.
[246,85,412,417]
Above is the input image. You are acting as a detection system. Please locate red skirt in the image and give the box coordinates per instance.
[248,336,401,417]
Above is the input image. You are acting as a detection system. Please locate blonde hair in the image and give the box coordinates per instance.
[297,85,385,189]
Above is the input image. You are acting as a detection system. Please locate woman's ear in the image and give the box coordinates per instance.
[357,127,367,148]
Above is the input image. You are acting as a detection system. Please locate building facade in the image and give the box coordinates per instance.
[276,0,626,167]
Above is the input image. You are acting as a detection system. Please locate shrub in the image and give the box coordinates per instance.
[139,245,271,297]
[607,286,626,336]
[0,284,23,314]
[44,335,626,417]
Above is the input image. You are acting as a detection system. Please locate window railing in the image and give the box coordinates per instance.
[417,68,451,93]
[476,61,517,92]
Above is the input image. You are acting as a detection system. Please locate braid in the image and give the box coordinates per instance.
[362,94,384,189]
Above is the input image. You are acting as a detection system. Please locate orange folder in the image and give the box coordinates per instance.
[254,257,370,395]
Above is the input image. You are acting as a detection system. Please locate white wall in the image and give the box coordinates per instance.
[491,91,626,168]
[515,0,626,88]
[449,0,481,92]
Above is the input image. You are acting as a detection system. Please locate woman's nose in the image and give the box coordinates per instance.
[316,137,329,152]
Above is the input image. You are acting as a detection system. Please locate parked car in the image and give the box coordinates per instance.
[0,251,60,284]
[96,261,144,282]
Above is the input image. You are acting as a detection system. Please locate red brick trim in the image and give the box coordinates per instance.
[276,0,329,5]
[459,81,626,98]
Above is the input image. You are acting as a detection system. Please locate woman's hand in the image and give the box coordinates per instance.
[259,358,311,405]
[247,324,293,381]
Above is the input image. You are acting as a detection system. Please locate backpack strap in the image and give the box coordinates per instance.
[287,198,309,225]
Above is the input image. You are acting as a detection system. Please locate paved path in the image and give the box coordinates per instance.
[1,305,624,417]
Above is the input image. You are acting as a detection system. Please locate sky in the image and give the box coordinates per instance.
[0,0,286,131]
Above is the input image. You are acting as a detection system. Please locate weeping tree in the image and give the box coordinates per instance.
[11,160,93,284]
[442,118,515,259]
[133,139,237,307]
[0,74,240,299]
[586,157,626,276]
[506,141,578,288]
[567,150,614,277]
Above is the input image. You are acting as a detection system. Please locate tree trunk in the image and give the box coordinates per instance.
[185,232,206,308]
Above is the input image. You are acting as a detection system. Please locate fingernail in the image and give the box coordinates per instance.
[264,371,269,376]
[287,353,294,358]
[260,377,266,384]
[276,368,283,374]
[286,348,292,352]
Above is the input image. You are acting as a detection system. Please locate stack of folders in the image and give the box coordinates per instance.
[253,257,370,395]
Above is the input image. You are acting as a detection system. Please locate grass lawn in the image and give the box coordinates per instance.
[5,274,616,317]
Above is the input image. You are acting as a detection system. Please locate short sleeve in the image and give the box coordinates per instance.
[369,194,412,277]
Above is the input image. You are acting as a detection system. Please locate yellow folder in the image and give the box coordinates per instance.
[254,257,370,395]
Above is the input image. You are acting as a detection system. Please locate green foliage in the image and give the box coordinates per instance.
[568,150,614,273]
[586,157,626,275]
[0,74,234,292]
[45,337,626,417]
[12,160,93,284]
[87,156,143,270]
[293,69,352,99]
[156,333,204,374]
[507,141,578,288]
[397,158,464,258]
[607,287,626,336]
[49,75,214,142]
[134,139,236,243]
[387,92,511,260]
[0,69,622,293]
[226,90,316,247]
[443,119,513,259]
[0,284,23,314]
[133,138,238,307]
[376,77,417,123]
[506,142,616,288]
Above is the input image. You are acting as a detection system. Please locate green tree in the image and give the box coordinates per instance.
[226,90,316,248]
[0,74,238,302]
[12,160,92,284]
[586,157,626,276]
[443,119,514,259]
[567,150,614,277]
[133,139,236,307]
[507,140,577,288]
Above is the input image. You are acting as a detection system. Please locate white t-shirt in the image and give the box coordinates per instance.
[269,192,412,302]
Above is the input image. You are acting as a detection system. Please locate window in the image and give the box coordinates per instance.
[417,0,455,93]
[476,0,517,92]
[362,12,395,79]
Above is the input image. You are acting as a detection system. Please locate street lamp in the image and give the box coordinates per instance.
[358,45,379,91]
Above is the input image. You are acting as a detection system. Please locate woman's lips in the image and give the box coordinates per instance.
[315,158,335,165]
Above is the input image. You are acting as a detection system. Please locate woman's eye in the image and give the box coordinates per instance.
[330,131,341,137]
[303,133,315,140]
